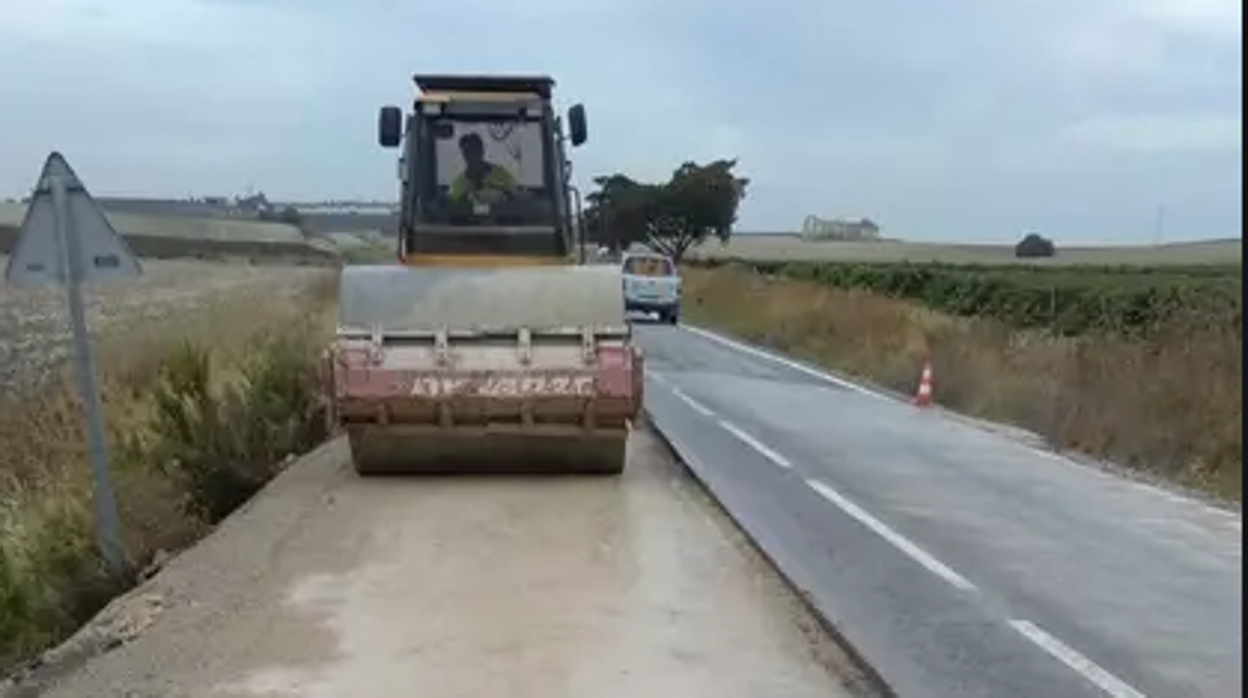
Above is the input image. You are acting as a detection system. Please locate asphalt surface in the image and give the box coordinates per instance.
[28,428,875,698]
[635,323,1243,698]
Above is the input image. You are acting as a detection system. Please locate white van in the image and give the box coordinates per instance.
[621,251,681,324]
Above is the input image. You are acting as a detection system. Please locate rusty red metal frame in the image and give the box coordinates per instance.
[321,335,645,431]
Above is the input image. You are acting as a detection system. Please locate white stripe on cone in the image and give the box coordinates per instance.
[914,360,934,407]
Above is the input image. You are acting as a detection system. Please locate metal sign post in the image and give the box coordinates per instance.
[4,152,143,577]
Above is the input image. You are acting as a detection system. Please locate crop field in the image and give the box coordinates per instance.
[693,257,1243,338]
[693,234,1243,267]
[0,203,307,244]
[0,186,347,401]
[0,256,333,397]
[0,204,340,264]
[686,232,1242,338]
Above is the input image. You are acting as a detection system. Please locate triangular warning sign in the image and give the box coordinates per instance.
[4,152,142,288]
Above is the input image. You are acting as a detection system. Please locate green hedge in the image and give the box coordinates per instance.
[688,258,1243,337]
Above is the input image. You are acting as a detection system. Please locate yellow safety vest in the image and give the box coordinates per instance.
[449,165,518,203]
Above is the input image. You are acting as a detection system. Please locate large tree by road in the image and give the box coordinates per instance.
[583,159,748,262]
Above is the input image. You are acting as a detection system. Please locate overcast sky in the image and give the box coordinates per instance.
[0,0,1241,241]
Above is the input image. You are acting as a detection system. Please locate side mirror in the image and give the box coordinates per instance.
[567,104,588,147]
[378,106,403,148]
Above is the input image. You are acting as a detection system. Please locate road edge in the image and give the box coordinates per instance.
[642,406,898,698]
[679,323,1243,517]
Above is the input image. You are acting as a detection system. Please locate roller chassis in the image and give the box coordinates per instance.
[325,73,641,476]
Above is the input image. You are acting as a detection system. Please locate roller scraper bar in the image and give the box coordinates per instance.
[322,325,643,475]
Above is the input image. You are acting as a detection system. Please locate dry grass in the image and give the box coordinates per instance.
[0,258,334,395]
[0,266,338,669]
[682,265,1242,501]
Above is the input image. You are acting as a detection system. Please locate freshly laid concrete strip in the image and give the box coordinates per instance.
[23,430,876,698]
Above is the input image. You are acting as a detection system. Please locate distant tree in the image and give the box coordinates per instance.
[583,159,748,262]
[277,206,302,226]
[1015,231,1056,259]
[583,173,658,251]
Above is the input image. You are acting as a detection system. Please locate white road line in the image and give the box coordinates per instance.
[652,347,1178,698]
[655,364,975,592]
[1124,479,1203,509]
[805,478,978,593]
[1160,491,1195,506]
[716,419,793,469]
[680,324,1234,521]
[670,387,716,418]
[652,362,1155,697]
[1132,517,1208,538]
[1009,620,1148,698]
[680,324,887,400]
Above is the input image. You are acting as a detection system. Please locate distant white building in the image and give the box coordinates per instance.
[801,215,881,241]
[293,202,398,216]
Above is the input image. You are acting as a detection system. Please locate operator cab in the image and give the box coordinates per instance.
[378,74,588,261]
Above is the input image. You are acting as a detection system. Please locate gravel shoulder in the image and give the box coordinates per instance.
[23,428,877,698]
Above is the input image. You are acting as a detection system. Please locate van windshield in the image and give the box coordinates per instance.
[624,256,674,277]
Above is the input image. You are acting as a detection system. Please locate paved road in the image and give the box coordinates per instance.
[636,323,1243,698]
[29,429,875,698]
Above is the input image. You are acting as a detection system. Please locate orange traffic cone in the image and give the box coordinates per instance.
[913,358,934,407]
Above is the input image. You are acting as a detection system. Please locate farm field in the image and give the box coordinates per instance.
[692,256,1242,338]
[0,256,332,397]
[0,202,304,244]
[693,234,1243,266]
[0,204,340,264]
[681,241,1243,501]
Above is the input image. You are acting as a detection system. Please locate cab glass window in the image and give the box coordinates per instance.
[624,256,674,276]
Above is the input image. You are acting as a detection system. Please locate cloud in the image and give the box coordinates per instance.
[0,0,1240,241]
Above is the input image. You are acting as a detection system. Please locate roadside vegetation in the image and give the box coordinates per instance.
[0,270,337,672]
[703,258,1241,337]
[681,260,1242,502]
